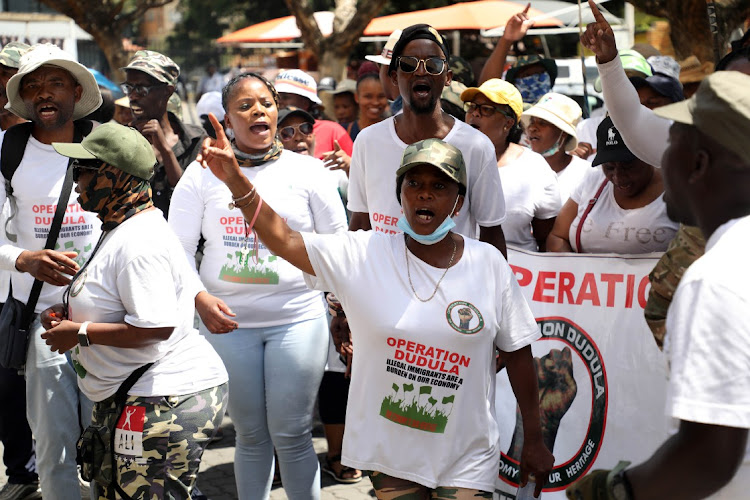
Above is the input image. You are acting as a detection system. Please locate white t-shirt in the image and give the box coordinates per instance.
[664,215,750,498]
[69,210,227,402]
[0,135,102,312]
[168,150,347,328]
[569,166,678,254]
[347,117,506,237]
[500,148,560,251]
[302,231,540,491]
[556,154,591,204]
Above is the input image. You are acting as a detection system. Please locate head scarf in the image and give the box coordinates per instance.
[78,163,153,231]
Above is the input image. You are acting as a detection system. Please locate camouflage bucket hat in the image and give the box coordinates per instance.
[0,42,31,69]
[397,138,467,190]
[122,50,180,86]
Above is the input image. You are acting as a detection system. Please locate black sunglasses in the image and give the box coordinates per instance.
[397,56,447,75]
[279,122,314,141]
[72,158,102,182]
[120,82,167,97]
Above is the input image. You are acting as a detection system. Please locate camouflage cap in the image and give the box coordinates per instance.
[0,42,30,69]
[440,80,467,110]
[449,55,474,87]
[397,138,466,191]
[122,50,180,86]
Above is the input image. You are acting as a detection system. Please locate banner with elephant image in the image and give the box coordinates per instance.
[494,248,672,499]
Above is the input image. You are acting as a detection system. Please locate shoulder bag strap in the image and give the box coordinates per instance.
[20,124,87,329]
[110,362,153,500]
[2,122,35,243]
[575,178,609,253]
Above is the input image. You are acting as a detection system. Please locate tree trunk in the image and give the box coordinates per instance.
[284,0,389,79]
[630,0,750,62]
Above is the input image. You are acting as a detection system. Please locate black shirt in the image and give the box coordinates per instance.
[151,112,206,217]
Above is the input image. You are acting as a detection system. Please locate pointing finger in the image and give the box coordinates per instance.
[208,113,228,147]
[523,2,530,14]
[587,0,607,24]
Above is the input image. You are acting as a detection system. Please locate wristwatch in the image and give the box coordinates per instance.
[608,461,633,500]
[78,321,92,347]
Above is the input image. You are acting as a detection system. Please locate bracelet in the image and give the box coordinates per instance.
[232,190,258,210]
[228,186,256,210]
[326,292,346,317]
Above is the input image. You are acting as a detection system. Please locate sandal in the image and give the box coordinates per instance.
[322,454,363,484]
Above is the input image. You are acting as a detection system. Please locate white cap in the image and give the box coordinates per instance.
[196,91,225,122]
[521,92,583,152]
[274,69,322,105]
[365,29,403,66]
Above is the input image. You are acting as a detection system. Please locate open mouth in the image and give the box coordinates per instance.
[250,122,270,134]
[412,83,431,98]
[294,146,309,155]
[37,103,58,119]
[416,208,435,222]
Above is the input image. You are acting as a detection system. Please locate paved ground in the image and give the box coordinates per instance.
[0,413,375,499]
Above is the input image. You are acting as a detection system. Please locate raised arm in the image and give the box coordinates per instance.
[198,113,315,276]
[479,3,534,84]
[581,0,670,167]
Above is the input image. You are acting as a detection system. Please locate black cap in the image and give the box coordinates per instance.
[388,24,451,75]
[277,106,315,126]
[592,116,637,167]
[630,74,684,103]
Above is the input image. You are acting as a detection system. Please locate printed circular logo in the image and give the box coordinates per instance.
[497,317,608,492]
[446,301,484,335]
[70,269,87,297]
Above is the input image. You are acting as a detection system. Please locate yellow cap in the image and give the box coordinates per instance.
[460,78,523,122]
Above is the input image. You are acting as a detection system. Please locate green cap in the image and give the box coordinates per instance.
[594,49,652,92]
[397,138,466,189]
[52,123,156,180]
[0,42,30,68]
[654,71,750,163]
[122,50,180,86]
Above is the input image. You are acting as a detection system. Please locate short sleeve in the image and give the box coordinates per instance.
[467,139,506,226]
[534,162,562,220]
[117,253,179,329]
[666,280,750,429]
[347,134,368,213]
[301,231,368,295]
[569,165,602,206]
[495,258,541,352]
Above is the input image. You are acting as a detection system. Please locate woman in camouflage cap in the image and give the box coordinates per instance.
[199,116,554,499]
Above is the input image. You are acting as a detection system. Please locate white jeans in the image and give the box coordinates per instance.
[25,316,93,500]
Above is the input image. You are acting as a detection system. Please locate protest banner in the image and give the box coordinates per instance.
[495,248,671,499]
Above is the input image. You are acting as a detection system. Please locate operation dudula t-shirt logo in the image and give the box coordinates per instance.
[446,300,484,334]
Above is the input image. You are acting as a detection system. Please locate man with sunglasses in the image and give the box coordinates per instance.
[0,43,103,500]
[347,23,507,256]
[121,50,205,217]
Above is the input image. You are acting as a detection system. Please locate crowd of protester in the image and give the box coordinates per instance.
[0,0,749,499]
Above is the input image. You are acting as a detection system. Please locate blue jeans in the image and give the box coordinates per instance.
[25,317,94,500]
[202,316,328,500]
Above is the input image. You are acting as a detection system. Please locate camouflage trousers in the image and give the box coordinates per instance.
[370,471,493,500]
[94,383,227,500]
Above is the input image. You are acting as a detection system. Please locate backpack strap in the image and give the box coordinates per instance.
[2,122,34,243]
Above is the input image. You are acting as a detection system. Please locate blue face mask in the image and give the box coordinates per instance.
[396,196,460,245]
[515,72,552,104]
[540,131,565,158]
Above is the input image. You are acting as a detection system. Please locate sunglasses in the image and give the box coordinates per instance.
[463,102,515,120]
[120,82,167,97]
[397,56,447,76]
[278,122,314,141]
[72,158,103,182]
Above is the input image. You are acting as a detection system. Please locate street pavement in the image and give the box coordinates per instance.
[0,413,376,499]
